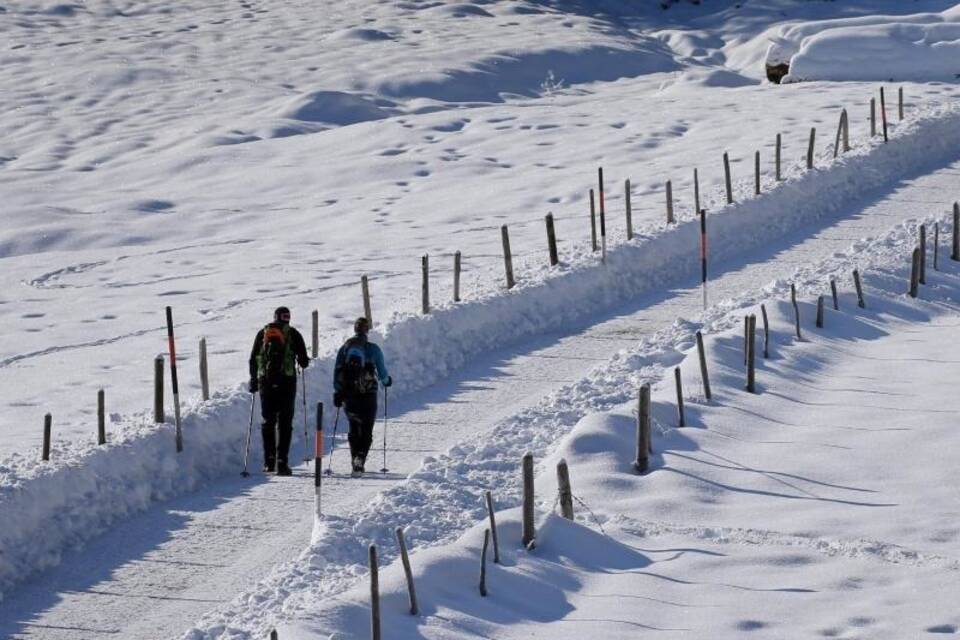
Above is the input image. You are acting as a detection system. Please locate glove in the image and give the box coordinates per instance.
[333,392,343,408]
[382,376,392,388]
[298,357,310,370]
[249,379,259,394]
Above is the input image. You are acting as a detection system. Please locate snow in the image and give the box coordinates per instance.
[2,0,960,638]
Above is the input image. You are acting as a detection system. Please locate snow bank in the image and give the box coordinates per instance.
[767,7,960,83]
[3,100,960,604]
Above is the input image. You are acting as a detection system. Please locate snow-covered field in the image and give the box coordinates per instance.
[2,0,959,638]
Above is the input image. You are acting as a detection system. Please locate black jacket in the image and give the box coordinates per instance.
[249,323,310,381]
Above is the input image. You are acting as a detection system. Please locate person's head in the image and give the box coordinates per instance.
[274,306,291,325]
[354,316,370,336]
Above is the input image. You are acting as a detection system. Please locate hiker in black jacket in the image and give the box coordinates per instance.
[249,306,309,475]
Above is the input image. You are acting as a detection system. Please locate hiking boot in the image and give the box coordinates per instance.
[276,461,292,476]
[351,456,364,478]
[263,459,276,473]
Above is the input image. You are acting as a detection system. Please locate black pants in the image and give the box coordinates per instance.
[260,376,297,465]
[345,393,378,464]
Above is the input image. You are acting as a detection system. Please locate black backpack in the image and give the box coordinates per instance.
[341,337,378,396]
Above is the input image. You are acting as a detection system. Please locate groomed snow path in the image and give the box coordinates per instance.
[2,158,959,639]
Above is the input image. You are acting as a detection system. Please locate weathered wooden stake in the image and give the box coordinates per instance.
[953,203,960,261]
[546,213,559,266]
[624,179,634,240]
[369,544,381,640]
[479,528,490,597]
[395,527,419,615]
[361,275,373,328]
[880,87,889,142]
[760,304,770,359]
[421,254,430,314]
[870,97,877,137]
[834,109,850,157]
[589,189,598,252]
[485,490,500,564]
[453,251,462,302]
[42,413,52,461]
[723,152,733,204]
[909,247,921,298]
[754,151,760,195]
[854,269,866,308]
[501,225,515,289]
[898,86,904,121]
[816,295,825,328]
[634,384,652,473]
[775,133,782,181]
[199,337,210,402]
[521,453,535,549]
[270,631,278,640]
[934,222,940,271]
[919,224,927,285]
[556,458,574,520]
[693,168,701,214]
[696,330,711,401]
[311,310,319,359]
[665,180,675,224]
[674,366,685,427]
[806,127,816,170]
[97,389,106,445]
[746,314,756,393]
[743,315,749,366]
[154,355,165,423]
[791,283,802,340]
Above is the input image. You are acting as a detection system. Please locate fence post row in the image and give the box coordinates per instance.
[934,222,940,271]
[830,278,839,311]
[421,255,430,314]
[674,366,685,427]
[760,303,770,359]
[521,453,535,549]
[453,251,462,302]
[395,527,419,615]
[898,86,904,121]
[775,133,782,181]
[485,490,500,564]
[790,283,802,340]
[746,314,756,393]
[880,87,889,142]
[806,127,816,170]
[816,295,825,328]
[853,269,866,308]
[665,180,675,224]
[311,310,319,359]
[479,528,490,597]
[369,544,381,640]
[919,224,927,285]
[154,355,165,423]
[723,152,733,204]
[97,389,106,445]
[870,97,877,137]
[361,275,373,328]
[909,247,921,298]
[545,213,559,266]
[754,151,761,195]
[42,413,52,461]
[693,168,701,214]
[696,330,711,401]
[501,225,515,289]
[952,203,960,262]
[556,459,574,520]
[625,179,633,240]
[199,337,210,402]
[634,384,652,474]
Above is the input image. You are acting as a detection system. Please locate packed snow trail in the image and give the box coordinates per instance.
[2,147,957,638]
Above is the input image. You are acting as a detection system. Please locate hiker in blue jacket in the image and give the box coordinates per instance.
[333,317,392,476]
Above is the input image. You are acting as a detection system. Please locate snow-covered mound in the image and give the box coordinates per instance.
[766,7,960,83]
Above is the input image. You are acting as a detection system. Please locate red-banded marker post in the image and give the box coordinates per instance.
[315,401,323,517]
[165,306,183,453]
[699,209,708,310]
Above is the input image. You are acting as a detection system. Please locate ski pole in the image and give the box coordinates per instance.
[380,386,389,474]
[300,366,310,465]
[315,401,323,517]
[241,392,257,477]
[325,406,341,476]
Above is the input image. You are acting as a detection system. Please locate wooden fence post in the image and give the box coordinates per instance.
[545,213,559,266]
[395,528,419,615]
[501,225,515,289]
[369,544,381,640]
[42,413,51,461]
[421,255,430,314]
[723,152,733,204]
[775,133,782,181]
[870,97,877,137]
[806,127,816,170]
[953,203,960,261]
[556,459,574,520]
[880,87,889,142]
[934,222,940,271]
[521,453,535,549]
[816,295,824,328]
[625,179,633,240]
[743,315,749,366]
[479,528,490,597]
[754,151,760,195]
[665,180,675,224]
[760,304,770,358]
[674,366,685,427]
[270,631,278,640]
[634,384,651,473]
[454,251,462,302]
[909,247,921,298]
[854,269,866,308]
[830,278,839,310]
[919,224,927,285]
[485,490,500,563]
[311,310,319,359]
[696,330,711,401]
[791,283,802,340]
[693,168,701,214]
[97,389,106,445]
[361,275,373,328]
[834,109,849,158]
[199,337,210,402]
[746,314,756,393]
[154,355,165,423]
[898,86,904,121]
[589,189,598,252]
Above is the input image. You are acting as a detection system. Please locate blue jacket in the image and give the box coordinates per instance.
[333,335,390,394]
